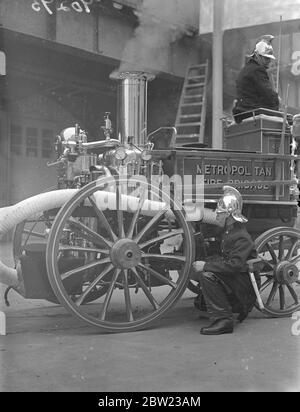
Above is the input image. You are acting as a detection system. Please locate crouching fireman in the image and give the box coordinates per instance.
[191,186,258,335]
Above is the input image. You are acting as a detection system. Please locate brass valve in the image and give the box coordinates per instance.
[101,112,113,140]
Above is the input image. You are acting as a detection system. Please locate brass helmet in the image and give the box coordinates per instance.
[256,34,274,45]
[249,34,276,60]
[215,186,248,223]
[254,41,276,60]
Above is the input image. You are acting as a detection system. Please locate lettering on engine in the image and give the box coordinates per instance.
[183,158,284,199]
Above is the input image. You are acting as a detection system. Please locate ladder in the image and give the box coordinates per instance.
[175,61,209,146]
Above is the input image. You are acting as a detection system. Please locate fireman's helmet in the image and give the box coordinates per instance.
[254,41,276,60]
[215,186,248,223]
[257,34,274,45]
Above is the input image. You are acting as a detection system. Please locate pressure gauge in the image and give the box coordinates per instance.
[141,150,152,161]
[115,147,127,161]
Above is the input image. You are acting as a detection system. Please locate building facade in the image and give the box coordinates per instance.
[1,0,300,208]
[0,0,200,206]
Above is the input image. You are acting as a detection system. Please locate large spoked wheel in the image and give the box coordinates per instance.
[46,176,194,332]
[12,214,53,264]
[254,227,300,317]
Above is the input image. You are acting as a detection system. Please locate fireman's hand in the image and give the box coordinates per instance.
[192,260,206,273]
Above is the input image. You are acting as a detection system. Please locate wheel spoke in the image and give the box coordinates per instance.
[116,180,125,239]
[61,257,111,281]
[134,207,169,244]
[117,210,125,239]
[265,242,278,264]
[291,254,300,265]
[261,259,275,270]
[285,238,299,260]
[131,267,160,310]
[22,230,46,239]
[88,195,117,242]
[260,277,274,292]
[286,283,299,304]
[138,263,177,289]
[278,236,285,261]
[139,229,184,250]
[126,188,148,239]
[75,263,114,306]
[279,285,285,310]
[68,218,113,248]
[141,253,186,263]
[256,255,275,271]
[100,268,121,321]
[123,269,134,322]
[266,281,279,306]
[59,246,110,255]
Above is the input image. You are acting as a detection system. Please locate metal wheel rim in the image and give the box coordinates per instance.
[255,227,300,317]
[46,176,194,332]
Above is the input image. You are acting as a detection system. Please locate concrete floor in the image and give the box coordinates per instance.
[0,242,300,392]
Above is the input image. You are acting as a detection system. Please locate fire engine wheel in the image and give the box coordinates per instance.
[13,215,54,264]
[12,186,58,264]
[12,213,106,304]
[46,176,194,332]
[254,227,300,317]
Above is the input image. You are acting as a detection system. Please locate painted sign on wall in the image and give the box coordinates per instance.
[31,0,94,14]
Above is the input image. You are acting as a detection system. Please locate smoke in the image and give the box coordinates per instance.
[118,0,198,73]
[200,0,300,33]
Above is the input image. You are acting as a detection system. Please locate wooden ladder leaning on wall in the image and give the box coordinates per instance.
[175,60,209,146]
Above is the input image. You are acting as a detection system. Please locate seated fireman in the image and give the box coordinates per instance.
[191,186,258,335]
[232,35,280,123]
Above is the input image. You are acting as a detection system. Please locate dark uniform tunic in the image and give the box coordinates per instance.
[199,222,258,321]
[232,58,279,123]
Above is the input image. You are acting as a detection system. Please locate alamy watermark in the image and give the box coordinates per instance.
[291,311,300,336]
[94,174,205,221]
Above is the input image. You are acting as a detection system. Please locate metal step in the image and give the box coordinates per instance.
[188,75,206,80]
[188,64,207,70]
[176,122,202,127]
[182,102,203,107]
[185,83,205,89]
[183,94,204,99]
[179,114,201,119]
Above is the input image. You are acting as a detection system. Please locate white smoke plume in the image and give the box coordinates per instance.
[200,0,300,34]
[118,0,198,73]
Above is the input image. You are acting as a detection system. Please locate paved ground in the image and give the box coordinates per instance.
[0,242,300,392]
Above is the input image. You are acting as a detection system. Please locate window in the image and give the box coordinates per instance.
[26,127,38,157]
[42,129,53,159]
[11,124,22,156]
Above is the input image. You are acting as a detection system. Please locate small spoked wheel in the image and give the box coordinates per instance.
[46,176,194,332]
[254,227,300,317]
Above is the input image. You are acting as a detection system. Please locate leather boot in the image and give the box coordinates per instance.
[200,318,234,335]
[194,292,207,311]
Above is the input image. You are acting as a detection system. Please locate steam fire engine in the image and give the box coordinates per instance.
[0,71,300,332]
